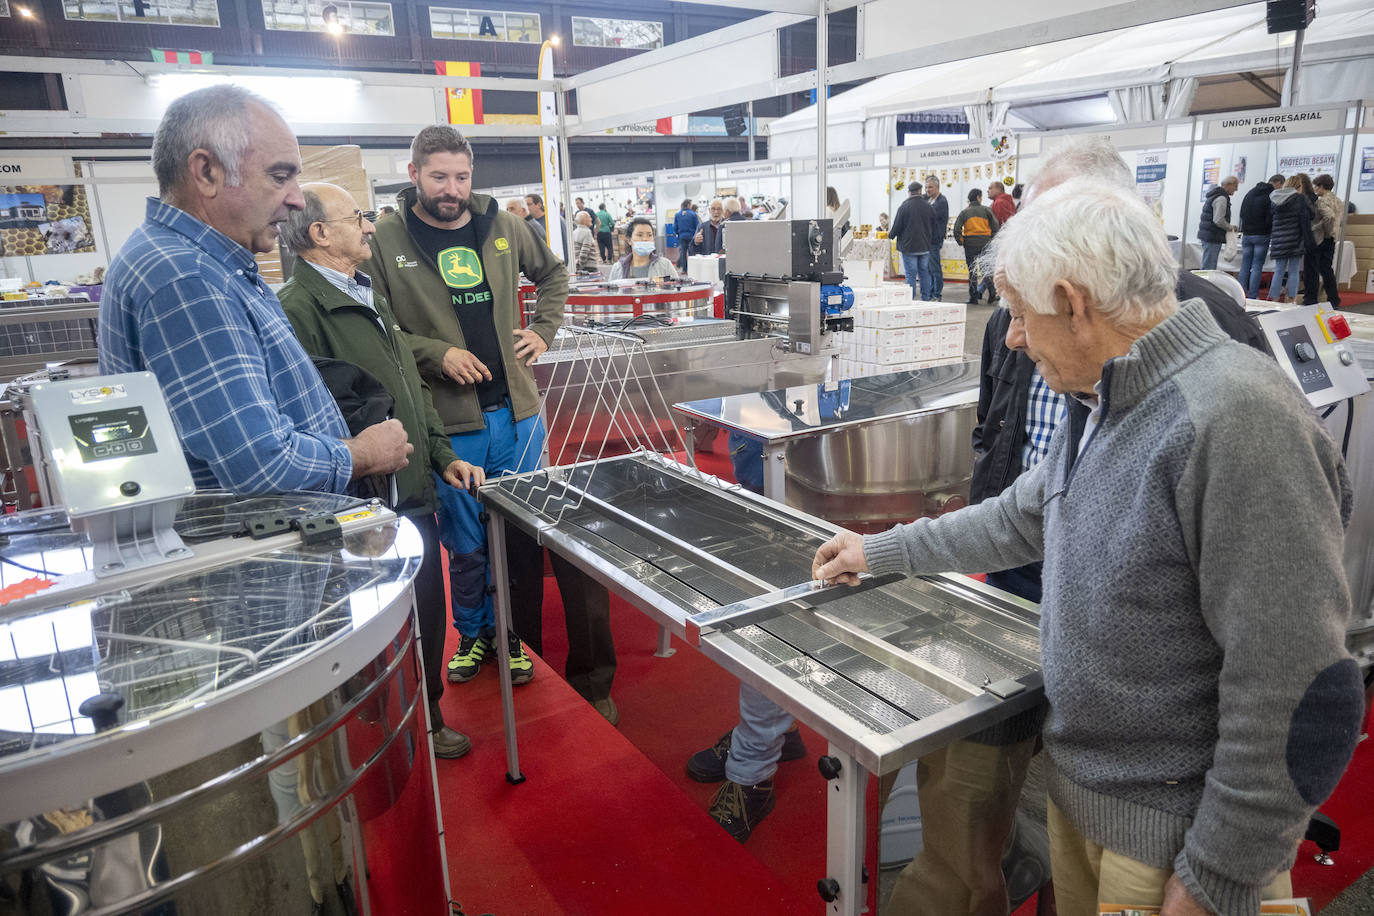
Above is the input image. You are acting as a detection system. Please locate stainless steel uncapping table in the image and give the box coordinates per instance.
[480,453,1042,916]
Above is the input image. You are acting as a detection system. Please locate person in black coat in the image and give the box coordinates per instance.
[1238,174,1284,298]
[1266,176,1316,302]
[924,175,950,300]
[890,185,937,300]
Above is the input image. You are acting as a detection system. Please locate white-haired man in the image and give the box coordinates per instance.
[276,182,485,760]
[571,210,599,273]
[101,84,410,493]
[815,179,1362,916]
[693,198,727,254]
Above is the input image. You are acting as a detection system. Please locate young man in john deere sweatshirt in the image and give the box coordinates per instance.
[363,125,620,726]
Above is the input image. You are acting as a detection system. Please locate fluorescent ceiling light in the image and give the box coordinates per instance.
[148,72,361,99]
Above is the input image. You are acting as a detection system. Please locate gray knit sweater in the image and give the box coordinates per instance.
[864,300,1363,916]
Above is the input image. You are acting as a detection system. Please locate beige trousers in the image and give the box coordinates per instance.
[1046,798,1292,916]
[883,736,1040,916]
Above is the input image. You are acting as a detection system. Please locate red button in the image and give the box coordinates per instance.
[1327,314,1352,340]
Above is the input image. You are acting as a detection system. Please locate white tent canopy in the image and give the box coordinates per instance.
[769,0,1374,157]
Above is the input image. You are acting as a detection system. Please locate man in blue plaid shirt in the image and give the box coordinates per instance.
[101,85,410,493]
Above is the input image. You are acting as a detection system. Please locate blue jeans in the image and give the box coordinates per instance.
[901,251,932,301]
[1199,241,1223,271]
[1239,235,1269,298]
[1268,255,1302,300]
[928,244,944,299]
[436,405,545,635]
[727,684,794,785]
[727,431,765,495]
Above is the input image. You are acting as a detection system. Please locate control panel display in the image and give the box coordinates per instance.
[1275,325,1333,395]
[69,407,158,463]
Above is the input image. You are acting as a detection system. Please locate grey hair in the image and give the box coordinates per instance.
[278,188,330,254]
[992,179,1178,327]
[152,84,270,196]
[1031,135,1133,196]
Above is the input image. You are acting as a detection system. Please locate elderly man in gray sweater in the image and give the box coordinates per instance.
[814,179,1363,916]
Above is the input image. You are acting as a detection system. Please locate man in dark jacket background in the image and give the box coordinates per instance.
[1196,176,1238,270]
[278,181,485,760]
[891,184,937,300]
[1238,174,1284,298]
[925,175,949,301]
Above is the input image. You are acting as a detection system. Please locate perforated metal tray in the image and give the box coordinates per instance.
[481,453,1043,773]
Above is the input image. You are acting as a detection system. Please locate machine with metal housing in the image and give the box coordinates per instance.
[0,374,452,915]
[723,218,855,356]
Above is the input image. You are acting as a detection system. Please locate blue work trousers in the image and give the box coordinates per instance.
[901,251,933,301]
[1239,235,1270,299]
[726,685,794,786]
[436,405,545,636]
[1199,241,1223,271]
[928,243,945,299]
[1268,255,1303,300]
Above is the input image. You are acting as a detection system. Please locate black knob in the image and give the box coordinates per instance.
[817,878,840,903]
[1294,342,1317,363]
[818,755,842,780]
[78,692,125,732]
[119,481,141,497]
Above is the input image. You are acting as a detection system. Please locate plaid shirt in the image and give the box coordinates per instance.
[1021,368,1067,471]
[100,198,352,494]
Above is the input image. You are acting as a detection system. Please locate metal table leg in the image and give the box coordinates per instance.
[683,420,696,465]
[655,624,676,658]
[486,510,524,784]
[821,744,867,916]
[763,441,787,504]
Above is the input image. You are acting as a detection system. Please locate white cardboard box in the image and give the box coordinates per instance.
[855,304,947,329]
[855,325,939,348]
[885,284,913,305]
[843,259,884,288]
[849,286,885,309]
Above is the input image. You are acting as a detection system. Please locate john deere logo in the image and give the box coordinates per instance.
[439,247,483,289]
[494,237,509,251]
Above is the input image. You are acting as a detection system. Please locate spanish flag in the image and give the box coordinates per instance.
[435,61,484,125]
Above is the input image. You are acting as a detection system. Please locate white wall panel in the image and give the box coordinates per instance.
[576,39,774,125]
[76,73,439,135]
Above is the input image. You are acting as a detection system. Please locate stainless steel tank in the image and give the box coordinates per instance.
[0,492,448,915]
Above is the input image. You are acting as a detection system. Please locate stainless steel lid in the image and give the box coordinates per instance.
[0,492,422,818]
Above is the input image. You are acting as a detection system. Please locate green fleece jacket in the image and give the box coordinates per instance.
[361,188,567,434]
[277,258,459,517]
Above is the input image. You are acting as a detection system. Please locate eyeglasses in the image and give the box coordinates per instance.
[317,209,376,228]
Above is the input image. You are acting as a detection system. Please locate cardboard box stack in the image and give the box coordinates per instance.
[834,288,967,378]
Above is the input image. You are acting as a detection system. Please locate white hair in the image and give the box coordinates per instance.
[1031,135,1133,196]
[152,84,270,196]
[576,210,592,226]
[992,179,1177,326]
